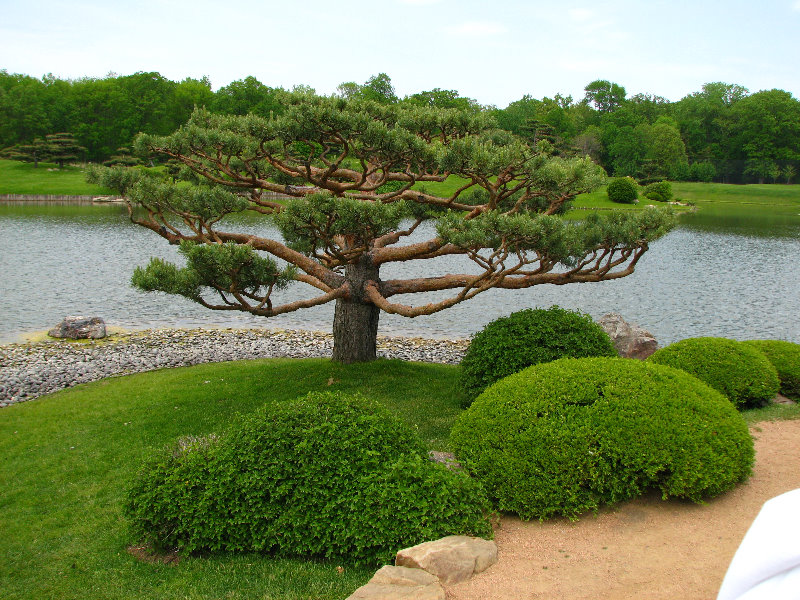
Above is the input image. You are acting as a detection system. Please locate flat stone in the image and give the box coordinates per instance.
[395,535,497,584]
[346,565,444,600]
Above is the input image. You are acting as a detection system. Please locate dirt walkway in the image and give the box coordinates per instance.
[445,419,800,600]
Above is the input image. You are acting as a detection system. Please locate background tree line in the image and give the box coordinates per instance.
[1,69,798,183]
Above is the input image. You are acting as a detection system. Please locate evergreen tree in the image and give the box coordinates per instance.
[91,93,674,363]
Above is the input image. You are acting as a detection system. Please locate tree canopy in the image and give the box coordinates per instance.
[91,92,674,363]
[2,69,799,183]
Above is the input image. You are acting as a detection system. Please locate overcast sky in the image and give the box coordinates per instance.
[1,0,798,107]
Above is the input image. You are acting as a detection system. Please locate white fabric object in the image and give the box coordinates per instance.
[717,488,800,600]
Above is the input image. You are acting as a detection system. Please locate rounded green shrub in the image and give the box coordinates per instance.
[607,177,639,204]
[450,357,754,520]
[648,337,780,409]
[643,181,673,203]
[743,340,800,400]
[126,391,492,566]
[459,306,616,403]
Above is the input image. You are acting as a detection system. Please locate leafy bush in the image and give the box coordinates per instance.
[606,177,638,204]
[648,337,780,409]
[690,161,717,183]
[459,306,616,403]
[126,391,492,566]
[643,181,673,203]
[450,357,754,520]
[744,340,800,400]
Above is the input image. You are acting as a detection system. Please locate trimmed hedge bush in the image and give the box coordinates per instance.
[643,181,673,203]
[607,177,638,204]
[648,337,780,409]
[744,340,800,400]
[450,357,754,520]
[126,391,492,566]
[459,306,616,403]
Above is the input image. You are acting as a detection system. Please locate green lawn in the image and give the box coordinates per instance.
[0,159,114,195]
[0,358,466,600]
[672,182,800,206]
[1,354,798,600]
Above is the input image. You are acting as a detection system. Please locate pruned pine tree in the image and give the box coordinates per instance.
[43,133,86,168]
[90,93,674,363]
[1,138,50,167]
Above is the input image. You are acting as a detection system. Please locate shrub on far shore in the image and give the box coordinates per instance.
[744,340,800,400]
[125,391,492,566]
[607,177,639,204]
[647,337,780,409]
[643,181,673,203]
[459,306,616,404]
[450,357,754,520]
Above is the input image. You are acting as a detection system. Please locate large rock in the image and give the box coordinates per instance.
[48,316,107,340]
[395,535,497,584]
[598,313,658,360]
[346,565,444,600]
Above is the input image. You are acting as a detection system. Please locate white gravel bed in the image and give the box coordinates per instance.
[0,328,469,407]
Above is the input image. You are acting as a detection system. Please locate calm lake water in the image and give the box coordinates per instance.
[1,202,798,345]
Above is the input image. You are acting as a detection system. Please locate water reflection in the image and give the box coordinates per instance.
[0,203,798,344]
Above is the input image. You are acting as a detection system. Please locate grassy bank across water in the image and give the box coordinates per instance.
[0,159,114,196]
[1,157,798,214]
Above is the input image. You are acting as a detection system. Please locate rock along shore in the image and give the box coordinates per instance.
[0,328,469,408]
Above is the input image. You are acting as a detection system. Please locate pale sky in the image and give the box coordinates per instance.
[1,0,798,107]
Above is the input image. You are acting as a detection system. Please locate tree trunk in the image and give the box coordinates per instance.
[331,256,381,363]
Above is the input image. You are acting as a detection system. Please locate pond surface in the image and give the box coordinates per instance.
[1,201,798,345]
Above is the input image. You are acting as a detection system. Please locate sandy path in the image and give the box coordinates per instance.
[445,419,800,600]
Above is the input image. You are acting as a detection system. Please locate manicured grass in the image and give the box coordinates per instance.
[672,182,800,207]
[1,354,798,599]
[0,358,465,600]
[741,401,800,424]
[0,159,114,195]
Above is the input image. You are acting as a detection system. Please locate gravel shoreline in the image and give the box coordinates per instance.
[0,328,469,408]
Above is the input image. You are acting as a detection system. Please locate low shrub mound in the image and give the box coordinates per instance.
[450,357,754,520]
[744,340,800,400]
[459,306,616,404]
[648,337,780,408]
[126,391,492,566]
[607,177,639,204]
[643,181,673,203]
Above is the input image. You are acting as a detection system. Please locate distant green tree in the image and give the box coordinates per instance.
[0,137,49,167]
[44,132,86,168]
[103,146,142,167]
[689,161,717,182]
[212,76,284,117]
[783,165,797,184]
[646,119,688,180]
[171,76,215,122]
[336,73,398,105]
[573,125,604,163]
[402,88,480,112]
[0,72,51,147]
[361,73,397,104]
[672,82,749,181]
[494,94,541,137]
[606,125,648,176]
[583,80,626,113]
[728,89,800,183]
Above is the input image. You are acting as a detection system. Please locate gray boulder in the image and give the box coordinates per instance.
[598,313,658,360]
[48,316,107,340]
